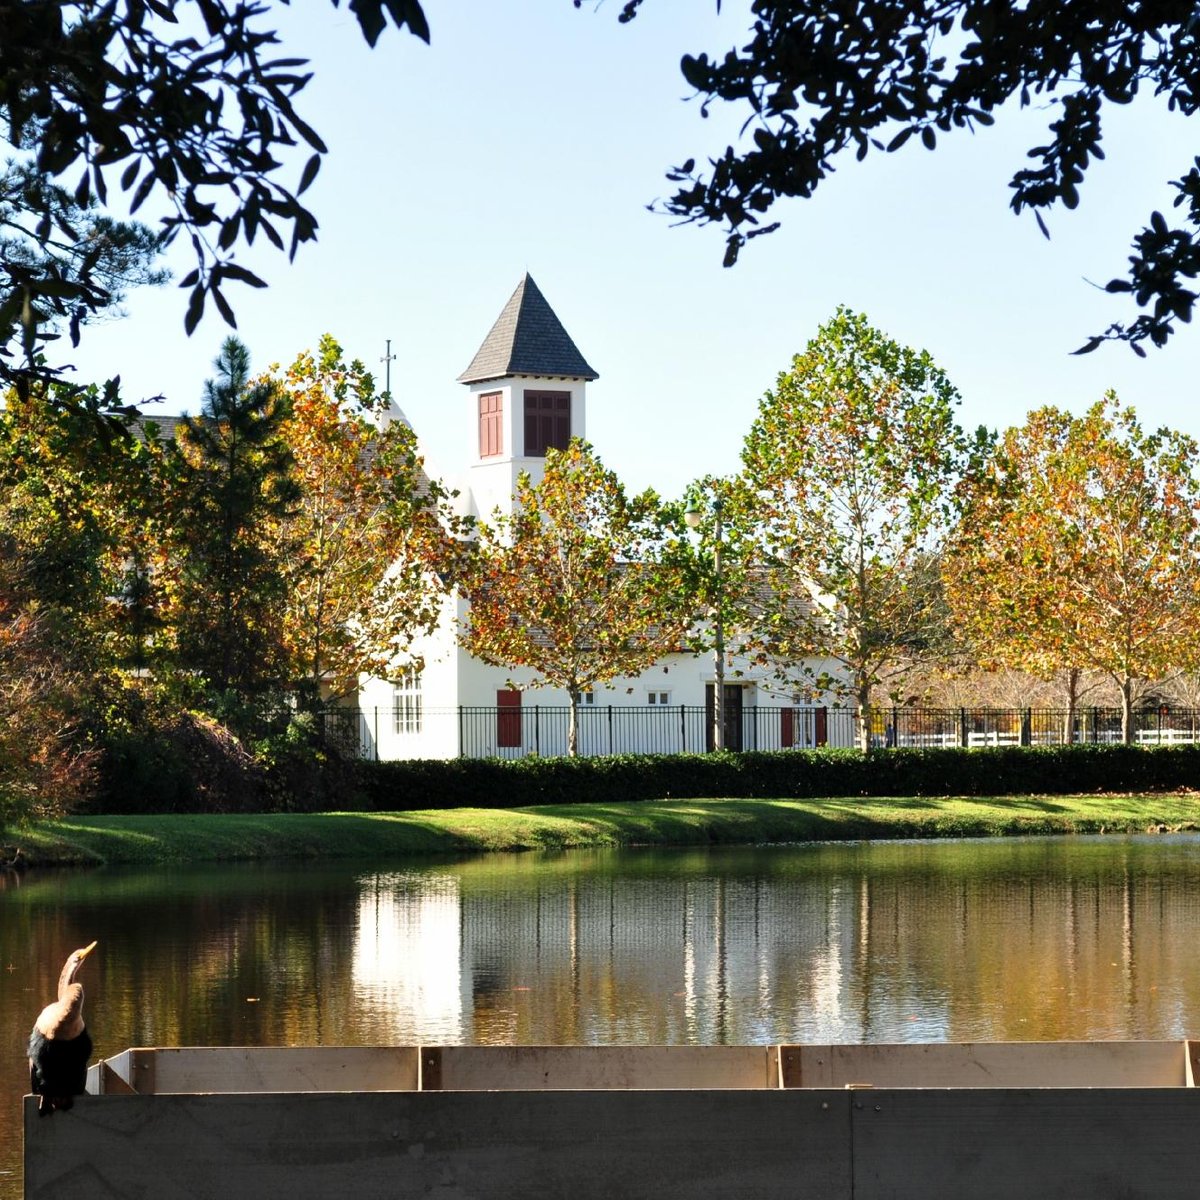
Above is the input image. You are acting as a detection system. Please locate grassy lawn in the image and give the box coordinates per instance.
[8,792,1200,867]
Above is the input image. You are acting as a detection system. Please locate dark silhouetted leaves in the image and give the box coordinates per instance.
[615,0,1200,352]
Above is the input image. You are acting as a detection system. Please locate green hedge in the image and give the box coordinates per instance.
[94,741,1200,815]
[353,744,1200,812]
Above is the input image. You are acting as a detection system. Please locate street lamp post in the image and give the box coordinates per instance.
[685,496,725,752]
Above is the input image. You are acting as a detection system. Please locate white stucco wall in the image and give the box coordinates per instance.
[357,592,463,761]
[463,376,589,521]
[358,609,852,761]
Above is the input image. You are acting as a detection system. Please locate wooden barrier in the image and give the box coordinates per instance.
[851,1087,1200,1200]
[422,1044,779,1091]
[28,1042,1200,1199]
[107,1045,420,1094]
[780,1040,1188,1089]
[25,1090,847,1200]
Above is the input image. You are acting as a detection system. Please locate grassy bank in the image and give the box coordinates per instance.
[8,792,1200,867]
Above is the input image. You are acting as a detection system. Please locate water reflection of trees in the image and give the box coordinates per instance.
[7,844,1200,1106]
[8,842,1200,1198]
[447,842,1200,1047]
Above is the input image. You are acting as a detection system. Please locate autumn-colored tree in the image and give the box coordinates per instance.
[273,336,460,702]
[0,586,99,827]
[459,440,691,756]
[741,308,980,752]
[167,336,298,701]
[944,396,1200,743]
[0,384,159,821]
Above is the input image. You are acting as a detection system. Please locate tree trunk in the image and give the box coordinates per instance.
[855,676,872,754]
[567,689,580,758]
[1120,674,1135,745]
[1063,667,1081,745]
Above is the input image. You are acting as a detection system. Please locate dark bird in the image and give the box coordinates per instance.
[28,941,98,1115]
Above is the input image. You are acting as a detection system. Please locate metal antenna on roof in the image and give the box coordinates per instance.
[381,339,396,400]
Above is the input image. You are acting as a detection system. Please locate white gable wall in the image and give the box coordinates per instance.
[358,591,462,761]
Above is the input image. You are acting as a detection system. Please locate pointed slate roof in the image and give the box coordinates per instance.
[458,274,599,384]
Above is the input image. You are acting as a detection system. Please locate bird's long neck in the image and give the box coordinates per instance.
[58,957,80,999]
[57,961,86,1026]
[59,982,85,1019]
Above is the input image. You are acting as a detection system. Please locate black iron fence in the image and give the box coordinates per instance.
[320,704,1200,761]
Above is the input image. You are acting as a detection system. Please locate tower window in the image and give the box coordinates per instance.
[479,392,503,459]
[523,391,571,456]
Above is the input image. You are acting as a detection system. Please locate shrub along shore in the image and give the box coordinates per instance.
[11,792,1200,868]
[9,744,1200,867]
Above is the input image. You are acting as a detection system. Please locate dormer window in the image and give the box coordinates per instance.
[524,390,570,456]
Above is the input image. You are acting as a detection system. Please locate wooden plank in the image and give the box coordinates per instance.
[853,1088,1200,1199]
[765,1044,781,1090]
[787,1042,1185,1089]
[24,1090,850,1200]
[141,1046,419,1094]
[421,1046,442,1091]
[130,1048,155,1095]
[434,1045,776,1091]
[780,1045,806,1088]
[100,1063,137,1095]
[784,1046,837,1089]
[96,1050,134,1094]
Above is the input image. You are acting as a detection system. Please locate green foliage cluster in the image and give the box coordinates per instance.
[350,744,1200,814]
[90,702,363,815]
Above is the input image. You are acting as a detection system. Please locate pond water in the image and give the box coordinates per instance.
[5,834,1200,1195]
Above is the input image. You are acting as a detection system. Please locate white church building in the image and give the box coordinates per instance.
[355,276,847,760]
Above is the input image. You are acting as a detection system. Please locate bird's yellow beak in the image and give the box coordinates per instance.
[78,941,98,959]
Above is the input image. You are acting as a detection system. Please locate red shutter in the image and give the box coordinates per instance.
[781,707,795,749]
[815,706,828,748]
[479,392,502,459]
[497,689,522,748]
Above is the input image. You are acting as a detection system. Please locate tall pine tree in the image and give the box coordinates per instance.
[169,337,298,702]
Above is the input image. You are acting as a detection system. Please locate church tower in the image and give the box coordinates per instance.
[458,274,598,520]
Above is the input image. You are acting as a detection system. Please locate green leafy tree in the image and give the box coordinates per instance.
[616,0,1200,352]
[664,474,764,748]
[459,440,691,756]
[741,307,979,752]
[273,336,462,703]
[0,0,430,385]
[168,336,298,702]
[944,396,1200,743]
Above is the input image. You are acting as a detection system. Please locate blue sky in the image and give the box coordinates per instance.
[65,1,1198,500]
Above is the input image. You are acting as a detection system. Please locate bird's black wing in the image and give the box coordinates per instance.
[27,1027,47,1094]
